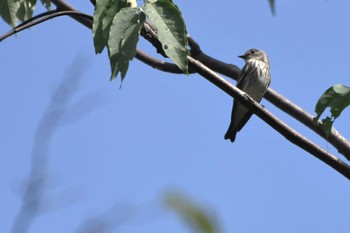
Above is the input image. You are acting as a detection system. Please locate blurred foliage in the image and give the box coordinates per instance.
[165,192,219,233]
[268,0,275,15]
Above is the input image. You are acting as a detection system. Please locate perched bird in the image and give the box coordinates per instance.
[224,48,271,142]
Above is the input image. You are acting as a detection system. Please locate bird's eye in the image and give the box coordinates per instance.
[250,50,255,54]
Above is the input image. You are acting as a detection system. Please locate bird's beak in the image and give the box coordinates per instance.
[238,54,246,59]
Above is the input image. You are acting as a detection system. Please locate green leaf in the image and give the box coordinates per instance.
[109,54,129,80]
[143,0,189,73]
[321,117,333,137]
[93,0,110,53]
[165,192,219,233]
[0,0,21,27]
[93,0,129,54]
[268,0,275,15]
[17,0,36,22]
[107,7,145,80]
[313,84,350,136]
[40,0,51,10]
[102,0,129,39]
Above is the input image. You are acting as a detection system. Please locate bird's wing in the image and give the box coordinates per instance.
[230,64,252,132]
[236,64,249,89]
[233,63,270,132]
[232,103,253,132]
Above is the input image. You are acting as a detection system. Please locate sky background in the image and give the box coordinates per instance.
[1,0,350,233]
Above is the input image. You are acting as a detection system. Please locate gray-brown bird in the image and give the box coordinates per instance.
[225,49,271,142]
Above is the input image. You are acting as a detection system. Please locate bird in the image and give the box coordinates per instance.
[224,48,271,142]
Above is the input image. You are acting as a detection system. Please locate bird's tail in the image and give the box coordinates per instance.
[224,125,237,143]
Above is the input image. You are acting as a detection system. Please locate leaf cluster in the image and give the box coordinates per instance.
[92,0,189,81]
[0,0,50,27]
[165,192,219,233]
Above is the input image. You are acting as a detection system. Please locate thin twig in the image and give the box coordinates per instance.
[136,50,189,74]
[0,11,92,42]
[14,10,59,29]
[51,0,92,28]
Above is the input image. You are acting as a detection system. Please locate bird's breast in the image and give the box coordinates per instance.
[242,60,271,101]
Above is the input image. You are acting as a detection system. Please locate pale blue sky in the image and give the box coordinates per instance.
[1,1,350,233]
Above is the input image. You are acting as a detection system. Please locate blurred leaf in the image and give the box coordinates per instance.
[40,0,50,10]
[165,192,219,233]
[17,0,36,22]
[107,7,145,80]
[268,0,275,15]
[143,0,189,73]
[93,0,129,54]
[313,84,350,136]
[0,0,21,27]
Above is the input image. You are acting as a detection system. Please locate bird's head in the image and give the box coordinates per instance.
[239,48,269,64]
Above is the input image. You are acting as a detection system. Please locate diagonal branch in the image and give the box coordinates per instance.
[187,56,350,180]
[188,38,350,160]
[111,0,350,160]
[265,89,350,159]
[3,0,349,175]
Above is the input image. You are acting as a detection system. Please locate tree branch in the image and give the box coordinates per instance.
[187,37,350,161]
[136,50,192,74]
[3,0,349,175]
[50,0,92,28]
[189,37,241,79]
[187,56,350,180]
[0,11,92,42]
[265,89,350,159]
[136,10,350,160]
